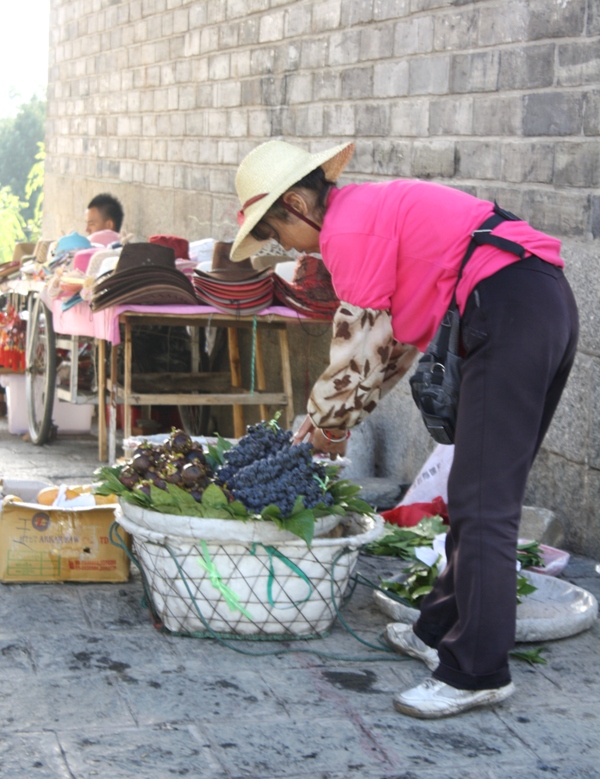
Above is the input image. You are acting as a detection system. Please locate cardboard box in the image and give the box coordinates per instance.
[0,479,130,583]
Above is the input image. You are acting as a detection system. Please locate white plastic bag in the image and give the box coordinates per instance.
[400,444,454,505]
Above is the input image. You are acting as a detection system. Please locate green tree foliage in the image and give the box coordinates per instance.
[24,143,45,240]
[0,95,46,219]
[0,187,26,265]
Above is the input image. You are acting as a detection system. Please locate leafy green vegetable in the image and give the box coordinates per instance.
[516,573,538,603]
[517,540,545,569]
[510,646,547,665]
[365,516,446,560]
[380,562,440,606]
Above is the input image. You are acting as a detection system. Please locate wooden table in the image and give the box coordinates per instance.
[99,310,329,463]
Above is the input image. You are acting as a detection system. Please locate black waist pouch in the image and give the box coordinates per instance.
[409,204,525,445]
[409,308,462,445]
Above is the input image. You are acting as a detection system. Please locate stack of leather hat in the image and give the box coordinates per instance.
[273,254,339,318]
[192,241,274,315]
[90,242,198,312]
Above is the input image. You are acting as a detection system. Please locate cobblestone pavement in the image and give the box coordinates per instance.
[0,420,599,779]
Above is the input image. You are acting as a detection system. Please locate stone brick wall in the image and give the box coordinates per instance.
[43,0,600,554]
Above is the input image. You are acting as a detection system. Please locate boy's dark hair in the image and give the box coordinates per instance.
[87,193,124,232]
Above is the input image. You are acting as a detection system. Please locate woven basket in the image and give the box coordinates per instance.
[115,505,384,638]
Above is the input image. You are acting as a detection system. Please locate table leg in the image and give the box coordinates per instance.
[97,338,107,461]
[255,329,268,422]
[278,327,295,430]
[109,342,118,464]
[227,327,244,437]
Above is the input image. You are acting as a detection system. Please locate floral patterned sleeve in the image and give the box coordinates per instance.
[307,302,418,430]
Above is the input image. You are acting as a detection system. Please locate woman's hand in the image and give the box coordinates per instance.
[293,415,349,460]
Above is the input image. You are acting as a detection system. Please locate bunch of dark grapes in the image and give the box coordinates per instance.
[217,423,334,517]
[216,421,293,486]
[118,429,213,503]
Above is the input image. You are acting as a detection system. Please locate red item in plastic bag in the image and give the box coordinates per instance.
[381,495,449,527]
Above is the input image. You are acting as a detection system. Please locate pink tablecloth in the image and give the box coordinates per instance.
[50,299,309,345]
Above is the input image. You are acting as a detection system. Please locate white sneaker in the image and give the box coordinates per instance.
[384,623,440,671]
[393,678,516,719]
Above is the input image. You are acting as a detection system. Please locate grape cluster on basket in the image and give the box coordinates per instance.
[215,421,334,517]
[118,429,216,503]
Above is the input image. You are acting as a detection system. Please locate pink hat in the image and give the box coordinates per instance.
[89,229,121,247]
[73,248,97,273]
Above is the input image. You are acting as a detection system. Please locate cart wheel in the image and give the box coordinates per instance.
[26,297,57,445]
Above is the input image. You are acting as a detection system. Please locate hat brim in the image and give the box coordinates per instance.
[230,141,355,262]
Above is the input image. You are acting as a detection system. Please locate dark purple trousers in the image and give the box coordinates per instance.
[413,255,579,691]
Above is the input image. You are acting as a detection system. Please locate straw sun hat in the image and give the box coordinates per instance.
[231,139,355,262]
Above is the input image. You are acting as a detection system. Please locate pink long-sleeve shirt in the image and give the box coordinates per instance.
[319,181,564,351]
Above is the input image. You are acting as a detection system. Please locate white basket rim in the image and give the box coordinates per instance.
[115,506,384,550]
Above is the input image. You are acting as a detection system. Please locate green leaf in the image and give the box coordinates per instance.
[206,434,233,470]
[149,484,182,513]
[93,466,125,496]
[510,647,547,666]
[120,489,151,508]
[201,483,229,509]
[261,504,282,521]
[290,495,306,516]
[281,509,315,547]
[226,500,250,520]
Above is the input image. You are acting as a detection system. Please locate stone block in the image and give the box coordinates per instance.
[353,477,407,510]
[200,27,219,54]
[341,66,373,99]
[429,95,473,135]
[231,50,251,79]
[521,189,590,236]
[227,109,249,137]
[589,0,600,34]
[329,29,361,66]
[433,8,479,51]
[215,81,241,108]
[360,25,394,61]
[273,42,301,73]
[313,70,341,101]
[259,10,285,43]
[523,92,584,136]
[391,98,429,137]
[592,197,600,239]
[472,95,523,136]
[583,90,600,136]
[412,140,456,178]
[356,103,391,136]
[374,0,410,20]
[239,17,259,45]
[227,0,268,18]
[208,52,229,81]
[499,44,555,90]
[248,108,271,137]
[451,51,500,93]
[590,359,600,469]
[557,40,600,87]
[301,38,329,69]
[313,0,341,32]
[543,353,593,464]
[372,139,412,177]
[373,60,409,98]
[341,0,374,26]
[394,16,434,56]
[346,139,375,175]
[456,140,501,180]
[560,238,600,356]
[283,4,310,37]
[528,0,586,40]
[294,104,324,136]
[323,103,356,136]
[520,506,564,547]
[554,142,600,188]
[241,78,262,105]
[172,7,189,33]
[409,54,450,95]
[478,1,528,45]
[219,21,240,49]
[500,141,555,184]
[287,73,313,104]
[250,47,275,75]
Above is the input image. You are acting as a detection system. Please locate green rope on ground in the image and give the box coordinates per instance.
[249,543,313,609]
[109,521,403,662]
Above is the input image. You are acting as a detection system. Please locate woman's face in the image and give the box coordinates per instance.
[252,191,322,254]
